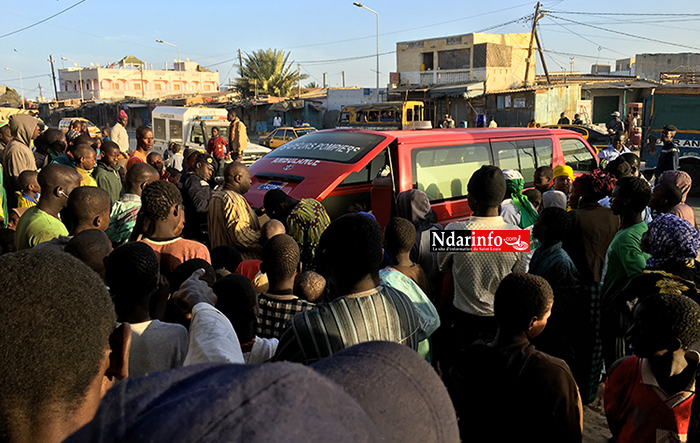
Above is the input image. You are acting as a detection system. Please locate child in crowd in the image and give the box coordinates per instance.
[294,271,327,304]
[534,165,554,194]
[381,216,440,361]
[16,170,40,208]
[605,293,700,442]
[166,167,181,185]
[106,242,189,378]
[71,143,97,187]
[213,273,278,364]
[138,180,211,278]
[164,142,184,172]
[211,245,243,279]
[523,188,543,213]
[257,234,315,339]
[448,272,582,442]
[64,229,113,281]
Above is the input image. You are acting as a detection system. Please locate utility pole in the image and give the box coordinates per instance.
[238,49,243,76]
[342,71,345,87]
[570,57,574,73]
[298,63,301,98]
[323,73,326,89]
[523,2,541,87]
[48,55,58,101]
[38,84,44,102]
[534,28,550,84]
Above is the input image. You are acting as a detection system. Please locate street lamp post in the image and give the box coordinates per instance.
[353,2,379,103]
[157,39,183,96]
[61,57,84,103]
[4,68,24,110]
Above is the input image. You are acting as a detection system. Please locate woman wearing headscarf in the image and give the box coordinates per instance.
[500,169,539,229]
[609,214,700,365]
[561,168,619,405]
[2,114,39,207]
[660,170,696,228]
[395,189,443,301]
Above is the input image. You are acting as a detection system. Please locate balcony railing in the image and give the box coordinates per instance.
[400,68,486,86]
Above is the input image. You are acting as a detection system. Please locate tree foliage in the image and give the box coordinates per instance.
[235,48,307,98]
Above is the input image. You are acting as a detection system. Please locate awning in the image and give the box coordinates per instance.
[580,80,658,90]
[308,102,326,111]
[429,82,484,99]
[269,102,291,112]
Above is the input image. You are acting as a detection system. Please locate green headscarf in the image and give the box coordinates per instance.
[503,170,538,229]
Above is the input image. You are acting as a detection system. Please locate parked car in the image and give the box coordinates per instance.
[542,124,609,153]
[258,126,317,149]
[58,117,101,138]
[245,128,599,227]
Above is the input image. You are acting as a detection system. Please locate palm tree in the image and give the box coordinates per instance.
[305,81,319,89]
[235,48,308,98]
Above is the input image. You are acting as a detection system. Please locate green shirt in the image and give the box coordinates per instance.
[15,206,69,250]
[92,162,122,203]
[601,221,650,296]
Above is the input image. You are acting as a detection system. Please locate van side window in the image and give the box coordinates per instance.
[560,138,596,172]
[191,125,203,144]
[535,138,553,167]
[169,120,183,142]
[493,141,519,172]
[517,140,536,182]
[413,144,490,202]
[340,150,388,186]
[406,109,414,122]
[153,118,166,141]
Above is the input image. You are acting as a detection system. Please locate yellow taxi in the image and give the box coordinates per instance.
[58,117,101,138]
[258,126,317,149]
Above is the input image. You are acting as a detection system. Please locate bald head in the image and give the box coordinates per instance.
[224,162,252,194]
[65,230,114,280]
[124,163,159,195]
[260,219,286,245]
[66,187,112,234]
[37,164,81,206]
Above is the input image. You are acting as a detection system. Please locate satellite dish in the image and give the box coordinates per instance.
[96,63,100,68]
[90,62,95,67]
[186,58,190,62]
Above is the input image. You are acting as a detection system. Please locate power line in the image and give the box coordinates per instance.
[299,51,395,66]
[1,74,50,82]
[545,16,628,57]
[0,0,88,39]
[547,14,700,51]
[546,10,700,16]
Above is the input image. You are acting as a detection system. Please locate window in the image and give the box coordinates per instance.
[154,83,162,91]
[413,144,491,202]
[493,141,519,171]
[535,138,553,167]
[273,130,286,140]
[174,83,181,91]
[169,120,183,142]
[153,118,166,141]
[406,109,414,122]
[560,138,596,172]
[114,83,121,90]
[190,125,203,144]
[340,150,388,186]
[133,82,141,91]
[517,140,536,183]
[204,84,211,91]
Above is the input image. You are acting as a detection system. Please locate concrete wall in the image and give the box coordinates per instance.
[533,84,582,126]
[635,53,700,81]
[57,66,219,101]
[396,32,533,89]
[327,87,384,111]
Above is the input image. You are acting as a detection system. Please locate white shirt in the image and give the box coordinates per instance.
[438,216,527,316]
[598,145,631,162]
[184,303,244,365]
[244,336,279,364]
[273,116,282,128]
[111,122,129,154]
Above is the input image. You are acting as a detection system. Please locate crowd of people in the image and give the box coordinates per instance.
[2,110,700,442]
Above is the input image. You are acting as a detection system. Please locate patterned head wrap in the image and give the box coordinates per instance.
[572,169,616,201]
[502,169,538,228]
[647,213,700,268]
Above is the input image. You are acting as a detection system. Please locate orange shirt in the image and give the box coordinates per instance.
[127,150,147,170]
[140,237,211,277]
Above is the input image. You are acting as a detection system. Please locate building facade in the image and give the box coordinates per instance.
[635,53,700,82]
[57,57,219,101]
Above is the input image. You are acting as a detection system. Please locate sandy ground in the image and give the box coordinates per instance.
[583,384,612,442]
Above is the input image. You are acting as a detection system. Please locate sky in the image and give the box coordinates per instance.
[2,0,700,100]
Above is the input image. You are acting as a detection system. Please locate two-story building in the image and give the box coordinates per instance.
[57,56,220,102]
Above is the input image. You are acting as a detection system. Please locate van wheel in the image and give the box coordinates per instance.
[679,159,700,197]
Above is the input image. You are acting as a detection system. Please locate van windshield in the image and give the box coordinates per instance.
[265,131,387,164]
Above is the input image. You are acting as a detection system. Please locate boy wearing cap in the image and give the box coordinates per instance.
[181,153,215,243]
[655,124,679,179]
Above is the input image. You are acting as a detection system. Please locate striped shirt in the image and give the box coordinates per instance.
[272,285,422,364]
[286,198,330,270]
[208,189,262,260]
